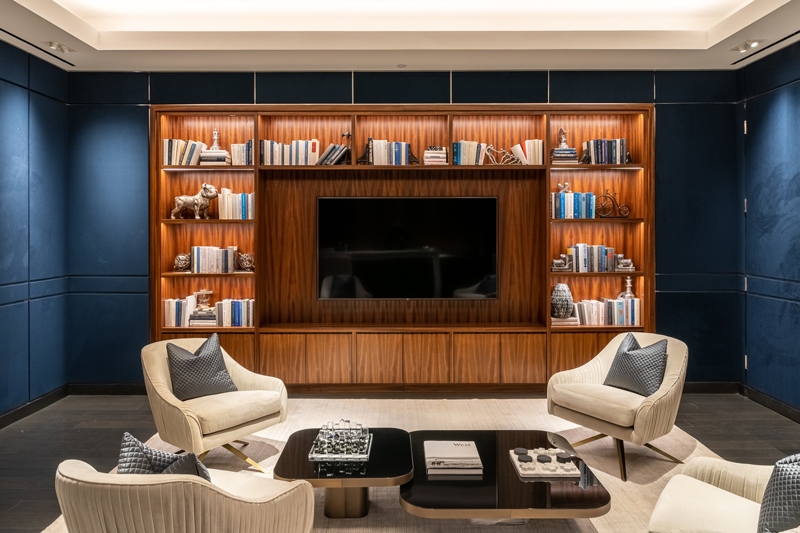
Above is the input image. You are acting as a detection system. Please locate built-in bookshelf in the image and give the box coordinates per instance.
[150,104,654,388]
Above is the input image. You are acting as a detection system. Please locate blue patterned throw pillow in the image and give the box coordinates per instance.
[166,333,237,401]
[758,454,800,533]
[603,333,668,397]
[118,432,210,481]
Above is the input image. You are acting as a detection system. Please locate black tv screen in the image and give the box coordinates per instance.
[318,197,497,299]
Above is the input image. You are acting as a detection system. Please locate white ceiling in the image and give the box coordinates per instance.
[2,0,799,70]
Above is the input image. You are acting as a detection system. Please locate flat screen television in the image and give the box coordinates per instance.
[318,197,497,299]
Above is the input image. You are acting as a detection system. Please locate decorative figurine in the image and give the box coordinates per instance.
[557,128,569,149]
[485,144,523,165]
[618,276,635,300]
[194,289,213,309]
[174,253,191,272]
[557,182,571,193]
[616,254,636,272]
[170,183,219,219]
[551,254,574,272]
[551,283,574,319]
[238,252,255,272]
[595,189,630,218]
[209,128,221,151]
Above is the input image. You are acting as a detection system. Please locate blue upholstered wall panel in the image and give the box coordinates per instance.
[29,56,68,102]
[67,294,149,382]
[655,104,740,274]
[0,39,28,87]
[354,72,450,104]
[69,73,149,104]
[747,294,800,407]
[742,40,800,99]
[150,72,254,104]
[0,80,29,286]
[29,93,68,281]
[656,291,744,382]
[452,71,548,103]
[257,72,351,104]
[29,295,67,398]
[68,105,149,276]
[549,71,654,103]
[0,302,29,414]
[744,82,800,282]
[655,71,737,103]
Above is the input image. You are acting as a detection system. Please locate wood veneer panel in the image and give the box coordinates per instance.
[403,333,450,384]
[548,169,644,218]
[356,334,403,384]
[597,332,626,352]
[260,115,353,160]
[259,333,306,384]
[452,333,500,383]
[500,333,546,383]
[549,333,598,377]
[547,276,645,310]
[354,115,448,165]
[548,114,646,166]
[160,333,256,371]
[549,222,643,269]
[160,277,254,304]
[160,223,254,273]
[306,333,352,384]
[160,115,255,156]
[160,171,254,220]
[451,115,546,159]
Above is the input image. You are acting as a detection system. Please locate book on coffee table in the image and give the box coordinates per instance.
[423,440,483,475]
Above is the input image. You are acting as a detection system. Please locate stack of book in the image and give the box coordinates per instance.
[551,147,579,165]
[215,299,255,327]
[510,139,545,165]
[162,139,206,165]
[423,441,483,481]
[163,295,195,328]
[230,140,254,165]
[365,139,410,165]
[188,307,217,327]
[452,141,486,165]
[190,245,241,274]
[200,149,232,166]
[552,298,642,327]
[315,143,350,165]
[550,191,596,219]
[259,139,321,165]
[423,146,448,165]
[218,189,255,220]
[582,138,627,164]
[564,244,616,273]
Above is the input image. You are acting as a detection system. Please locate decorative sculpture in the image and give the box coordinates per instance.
[170,183,219,219]
[551,254,574,272]
[595,189,630,218]
[174,253,191,272]
[616,254,636,272]
[618,276,635,300]
[194,289,213,309]
[557,128,569,149]
[485,144,523,165]
[557,182,571,193]
[238,252,255,272]
[209,128,221,151]
[551,283,574,319]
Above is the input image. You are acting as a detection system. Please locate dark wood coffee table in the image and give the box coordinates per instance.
[274,427,413,518]
[400,429,611,519]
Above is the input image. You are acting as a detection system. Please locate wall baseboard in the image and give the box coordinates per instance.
[0,385,68,429]
[743,386,800,424]
[68,383,147,395]
[683,381,741,394]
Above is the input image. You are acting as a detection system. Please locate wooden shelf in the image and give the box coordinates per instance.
[550,271,644,277]
[257,164,547,171]
[161,272,255,278]
[550,218,644,224]
[550,325,645,332]
[550,164,643,171]
[162,166,254,171]
[160,219,254,224]
[161,327,256,333]
[259,323,547,333]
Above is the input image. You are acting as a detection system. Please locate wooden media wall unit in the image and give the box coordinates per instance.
[150,104,655,392]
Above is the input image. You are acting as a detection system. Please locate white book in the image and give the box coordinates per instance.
[566,193,574,219]
[479,143,487,165]
[423,441,483,471]
[511,144,528,165]
[219,188,231,219]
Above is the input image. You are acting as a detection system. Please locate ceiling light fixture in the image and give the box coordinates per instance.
[731,39,765,54]
[396,64,407,69]
[47,41,72,53]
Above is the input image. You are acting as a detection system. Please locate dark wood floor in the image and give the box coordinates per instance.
[1,393,798,532]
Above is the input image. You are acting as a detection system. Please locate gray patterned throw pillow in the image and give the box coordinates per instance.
[603,333,668,397]
[166,333,237,401]
[758,454,800,533]
[118,432,211,481]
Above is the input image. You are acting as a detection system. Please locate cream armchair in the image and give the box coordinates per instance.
[55,459,314,533]
[547,332,688,481]
[142,338,288,472]
[649,457,800,533]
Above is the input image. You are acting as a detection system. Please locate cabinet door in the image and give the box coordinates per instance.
[306,334,352,384]
[549,333,598,377]
[500,333,546,383]
[259,334,306,384]
[403,333,450,384]
[160,333,256,371]
[356,334,403,384]
[452,333,500,384]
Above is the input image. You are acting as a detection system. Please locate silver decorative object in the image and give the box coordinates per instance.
[615,254,636,272]
[238,252,255,271]
[174,253,191,272]
[551,254,574,272]
[485,144,523,165]
[558,182,571,193]
[171,183,219,219]
[194,289,213,309]
[209,128,221,151]
[557,128,569,149]
[551,283,574,319]
[618,276,635,300]
[308,419,372,462]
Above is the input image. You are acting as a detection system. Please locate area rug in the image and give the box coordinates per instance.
[44,397,717,532]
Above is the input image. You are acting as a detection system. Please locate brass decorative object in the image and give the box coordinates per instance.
[595,189,630,218]
[174,253,191,272]
[171,183,219,219]
[238,252,255,271]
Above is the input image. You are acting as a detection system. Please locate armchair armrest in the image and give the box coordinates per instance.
[143,366,205,453]
[547,356,606,413]
[225,355,288,423]
[681,457,773,504]
[633,357,687,445]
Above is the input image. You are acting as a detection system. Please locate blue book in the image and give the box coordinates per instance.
[453,142,460,165]
[559,193,566,219]
[236,301,242,326]
[574,193,581,219]
[394,143,401,165]
[175,300,181,328]
[588,193,595,218]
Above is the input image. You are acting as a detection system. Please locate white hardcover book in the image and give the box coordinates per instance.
[247,193,254,220]
[220,188,231,219]
[511,144,528,165]
[423,441,483,472]
[283,144,290,165]
[538,139,544,164]
[623,299,631,326]
[479,143,487,165]
[525,140,533,165]
[309,138,320,165]
[634,298,641,326]
[566,193,574,219]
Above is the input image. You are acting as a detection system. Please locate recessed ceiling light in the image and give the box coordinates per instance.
[397,64,407,69]
[46,41,73,53]
[731,39,765,54]
[750,41,759,48]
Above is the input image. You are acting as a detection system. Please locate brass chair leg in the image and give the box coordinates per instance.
[222,443,267,474]
[233,439,249,446]
[644,443,683,464]
[571,433,608,447]
[198,451,209,462]
[615,438,627,482]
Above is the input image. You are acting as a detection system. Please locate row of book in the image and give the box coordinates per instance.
[423,146,447,165]
[215,299,256,327]
[163,296,255,327]
[553,298,642,327]
[365,139,410,165]
[218,189,255,220]
[582,138,628,164]
[260,139,320,165]
[316,143,350,165]
[551,147,579,164]
[564,244,618,273]
[550,192,596,219]
[163,139,206,165]
[189,246,241,274]
[230,140,254,166]
[511,139,545,165]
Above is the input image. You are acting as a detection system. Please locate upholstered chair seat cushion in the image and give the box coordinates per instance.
[550,383,645,427]
[649,474,761,533]
[184,390,283,435]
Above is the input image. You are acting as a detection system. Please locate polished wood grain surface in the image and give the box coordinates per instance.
[500,333,547,383]
[549,333,598,377]
[160,332,256,370]
[547,275,645,306]
[403,333,451,384]
[549,223,643,270]
[259,333,306,384]
[549,168,644,217]
[453,333,500,383]
[306,333,353,384]
[160,277,253,305]
[451,115,546,160]
[159,114,255,157]
[160,223,254,273]
[548,113,645,166]
[356,334,403,384]
[160,170,254,220]
[354,115,448,166]
[260,115,353,160]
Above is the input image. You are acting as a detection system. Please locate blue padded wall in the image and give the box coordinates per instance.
[742,40,800,99]
[150,72,254,104]
[354,72,450,103]
[452,71,548,103]
[69,72,149,104]
[0,302,29,414]
[29,295,67,398]
[256,72,352,104]
[550,71,654,103]
[0,40,29,88]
